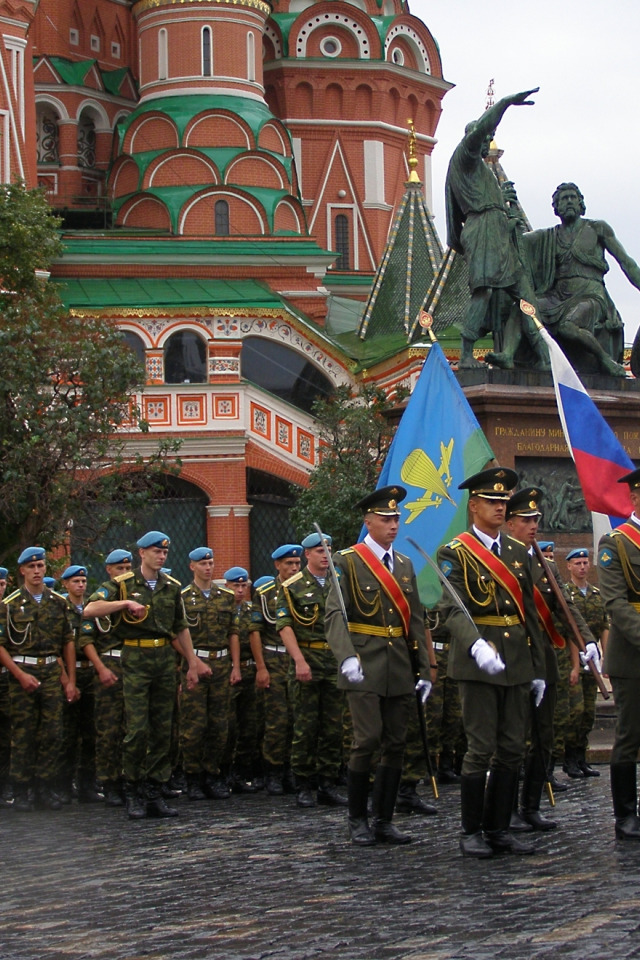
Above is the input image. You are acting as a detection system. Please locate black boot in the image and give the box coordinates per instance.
[103,779,124,807]
[484,768,535,855]
[37,781,63,811]
[295,777,316,808]
[611,763,640,840]
[563,748,584,779]
[186,773,206,801]
[459,773,492,858]
[125,780,147,819]
[146,780,179,818]
[547,760,568,792]
[509,766,534,833]
[204,773,231,800]
[395,780,437,815]
[317,777,347,806]
[577,748,600,778]
[347,769,376,846]
[521,755,557,831]
[77,773,103,803]
[371,766,411,844]
[12,781,34,813]
[437,752,460,785]
[230,765,258,794]
[265,764,284,796]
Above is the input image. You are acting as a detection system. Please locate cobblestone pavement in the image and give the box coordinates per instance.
[2,767,640,960]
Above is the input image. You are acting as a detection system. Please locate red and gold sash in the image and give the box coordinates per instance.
[351,542,411,636]
[615,521,640,552]
[456,532,526,623]
[533,585,566,649]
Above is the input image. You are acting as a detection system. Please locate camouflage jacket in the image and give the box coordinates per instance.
[0,585,75,657]
[565,580,608,641]
[276,569,329,643]
[251,579,281,646]
[86,569,188,644]
[181,581,237,652]
[235,599,255,661]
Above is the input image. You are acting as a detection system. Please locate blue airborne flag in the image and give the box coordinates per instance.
[375,342,494,607]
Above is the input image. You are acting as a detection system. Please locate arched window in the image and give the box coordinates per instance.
[77,114,96,168]
[247,31,255,82]
[36,107,59,163]
[202,27,212,77]
[334,214,350,270]
[215,199,229,236]
[158,28,168,80]
[241,337,333,414]
[164,331,207,383]
[120,331,145,366]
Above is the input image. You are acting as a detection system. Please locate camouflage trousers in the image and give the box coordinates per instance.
[289,648,344,781]
[93,653,124,783]
[425,647,465,763]
[552,645,572,760]
[179,657,232,776]
[60,665,96,782]
[261,650,293,768]
[401,695,429,782]
[0,671,11,782]
[224,663,259,771]
[121,644,176,783]
[565,670,598,753]
[8,663,64,784]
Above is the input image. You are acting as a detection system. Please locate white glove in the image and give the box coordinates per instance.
[580,642,602,673]
[470,638,506,675]
[530,678,546,707]
[415,678,432,704]
[341,656,364,683]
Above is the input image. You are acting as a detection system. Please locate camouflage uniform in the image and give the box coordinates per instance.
[92,569,188,785]
[79,611,124,788]
[565,581,608,755]
[425,615,465,778]
[276,570,344,787]
[179,580,237,785]
[252,579,293,778]
[225,599,260,789]
[0,586,74,793]
[60,600,98,800]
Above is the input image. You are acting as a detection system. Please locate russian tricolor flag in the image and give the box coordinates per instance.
[538,325,633,528]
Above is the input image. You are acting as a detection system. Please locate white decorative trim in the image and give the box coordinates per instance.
[384,24,431,75]
[296,13,370,59]
[263,23,282,60]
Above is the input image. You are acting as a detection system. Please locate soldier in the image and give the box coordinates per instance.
[59,564,101,804]
[80,549,132,807]
[277,532,346,809]
[564,547,608,778]
[424,610,465,784]
[505,490,597,832]
[325,486,430,846]
[437,468,546,858]
[0,547,77,811]
[83,531,208,820]
[223,566,264,793]
[251,545,303,795]
[598,467,640,840]
[180,547,240,801]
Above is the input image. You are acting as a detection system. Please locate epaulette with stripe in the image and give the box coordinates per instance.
[282,571,303,587]
[162,573,182,586]
[3,589,22,605]
[338,548,355,557]
[257,581,276,596]
[50,589,69,601]
[114,571,135,583]
[446,538,463,550]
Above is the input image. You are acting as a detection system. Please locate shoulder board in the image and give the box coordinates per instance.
[3,588,22,605]
[181,585,193,596]
[256,582,275,596]
[282,571,303,587]
[591,585,600,594]
[163,574,181,585]
[339,548,355,556]
[446,538,463,549]
[50,589,68,601]
[220,585,235,597]
[114,571,135,583]
[504,534,525,548]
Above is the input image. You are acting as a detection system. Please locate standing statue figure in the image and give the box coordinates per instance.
[445,87,549,370]
[492,183,633,377]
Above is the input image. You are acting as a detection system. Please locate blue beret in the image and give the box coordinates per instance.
[301,532,332,549]
[271,544,303,561]
[567,548,589,561]
[538,541,555,551]
[137,531,170,549]
[105,549,132,565]
[253,575,275,589]
[60,565,87,580]
[18,546,46,565]
[224,566,249,582]
[0,568,8,579]
[43,577,56,587]
[189,547,213,562]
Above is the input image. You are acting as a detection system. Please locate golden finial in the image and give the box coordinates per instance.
[406,119,421,184]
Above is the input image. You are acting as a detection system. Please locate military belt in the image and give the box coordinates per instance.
[348,623,404,639]
[103,649,121,659]
[123,638,171,648]
[632,603,640,613]
[240,657,255,667]
[76,660,93,668]
[13,655,57,666]
[474,615,521,627]
[194,648,229,659]
[296,640,330,650]
[433,641,449,651]
[264,644,288,654]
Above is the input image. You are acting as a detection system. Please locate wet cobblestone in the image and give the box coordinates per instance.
[2,767,640,960]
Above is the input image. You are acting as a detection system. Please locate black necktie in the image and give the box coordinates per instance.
[383,552,391,569]
[491,542,500,557]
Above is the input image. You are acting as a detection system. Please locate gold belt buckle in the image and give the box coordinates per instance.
[387,625,394,637]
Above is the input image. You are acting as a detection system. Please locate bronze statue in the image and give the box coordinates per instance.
[491,183,633,377]
[445,87,549,370]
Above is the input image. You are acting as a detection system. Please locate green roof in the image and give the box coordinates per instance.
[101,67,130,97]
[58,235,333,261]
[49,57,94,86]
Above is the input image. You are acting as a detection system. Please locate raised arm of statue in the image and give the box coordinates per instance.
[465,87,539,152]
[599,221,640,292]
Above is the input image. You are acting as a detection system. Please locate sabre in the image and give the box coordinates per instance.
[406,537,477,630]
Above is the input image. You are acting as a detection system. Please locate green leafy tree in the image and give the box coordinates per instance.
[290,383,404,550]
[0,182,179,565]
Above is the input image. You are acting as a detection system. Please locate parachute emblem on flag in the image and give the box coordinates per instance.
[401,442,457,523]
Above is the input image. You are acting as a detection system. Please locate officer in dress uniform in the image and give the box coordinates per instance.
[436,468,546,858]
[325,486,430,846]
[598,467,640,839]
[83,531,208,820]
[0,547,77,811]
